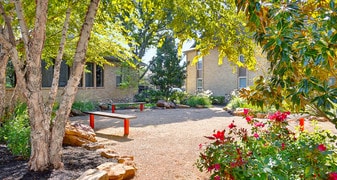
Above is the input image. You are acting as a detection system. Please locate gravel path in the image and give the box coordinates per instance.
[71,107,337,180]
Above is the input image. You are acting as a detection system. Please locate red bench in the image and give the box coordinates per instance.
[84,111,137,136]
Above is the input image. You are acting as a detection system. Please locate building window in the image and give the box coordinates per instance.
[197,78,203,91]
[196,52,203,91]
[85,63,104,88]
[42,60,69,87]
[238,55,247,89]
[116,66,124,87]
[96,65,104,87]
[85,63,94,87]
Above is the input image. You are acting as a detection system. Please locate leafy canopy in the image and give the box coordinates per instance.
[237,0,337,121]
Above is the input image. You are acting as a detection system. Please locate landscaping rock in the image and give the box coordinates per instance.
[82,142,105,151]
[71,109,86,116]
[176,104,190,108]
[63,122,97,146]
[77,169,109,180]
[156,100,171,108]
[100,149,120,159]
[96,162,137,180]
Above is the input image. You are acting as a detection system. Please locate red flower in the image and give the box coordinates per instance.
[246,116,253,123]
[214,176,220,180]
[254,122,265,128]
[253,133,259,138]
[244,108,249,115]
[281,143,285,150]
[213,130,225,141]
[199,143,202,149]
[329,172,337,180]
[317,144,327,152]
[268,111,290,122]
[214,164,221,171]
[228,122,236,129]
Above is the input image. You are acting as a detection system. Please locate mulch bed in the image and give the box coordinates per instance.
[0,144,115,180]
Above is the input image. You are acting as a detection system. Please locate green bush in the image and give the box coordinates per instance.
[72,100,96,112]
[186,92,212,107]
[169,91,189,104]
[134,89,164,103]
[0,103,30,158]
[197,110,337,179]
[211,96,225,105]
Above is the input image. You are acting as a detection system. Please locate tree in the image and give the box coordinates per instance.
[149,35,186,100]
[0,0,100,171]
[0,0,260,172]
[236,0,337,123]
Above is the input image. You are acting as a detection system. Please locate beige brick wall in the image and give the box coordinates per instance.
[185,50,198,94]
[185,47,269,96]
[5,64,138,105]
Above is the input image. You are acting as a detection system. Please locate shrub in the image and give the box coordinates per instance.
[72,100,96,112]
[134,89,164,103]
[196,110,337,179]
[169,91,189,104]
[0,103,30,158]
[186,90,213,107]
[211,96,225,105]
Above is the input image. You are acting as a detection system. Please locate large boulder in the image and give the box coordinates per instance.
[63,122,97,146]
[156,100,176,108]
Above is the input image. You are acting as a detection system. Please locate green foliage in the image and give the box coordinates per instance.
[134,89,164,103]
[0,103,30,158]
[226,96,247,110]
[236,1,337,122]
[72,101,96,112]
[186,90,212,107]
[210,96,225,105]
[149,35,186,100]
[169,91,189,104]
[196,110,337,179]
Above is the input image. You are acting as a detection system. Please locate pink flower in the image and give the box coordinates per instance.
[281,143,285,150]
[244,108,249,115]
[228,122,236,129]
[253,133,259,138]
[254,122,265,128]
[246,116,253,123]
[317,144,327,152]
[214,175,221,180]
[329,172,337,180]
[214,164,221,171]
[199,143,202,149]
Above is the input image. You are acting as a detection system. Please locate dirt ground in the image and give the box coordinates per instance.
[1,107,337,179]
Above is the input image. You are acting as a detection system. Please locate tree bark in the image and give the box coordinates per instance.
[49,0,100,169]
[0,50,9,119]
[14,0,51,171]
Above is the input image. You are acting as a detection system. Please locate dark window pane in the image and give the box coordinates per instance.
[85,63,94,87]
[41,61,53,87]
[59,61,69,87]
[96,65,104,87]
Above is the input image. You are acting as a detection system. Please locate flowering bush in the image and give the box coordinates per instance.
[196,109,337,179]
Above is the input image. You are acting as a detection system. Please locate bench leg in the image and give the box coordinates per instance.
[89,114,95,129]
[140,103,144,112]
[111,105,116,113]
[124,119,130,136]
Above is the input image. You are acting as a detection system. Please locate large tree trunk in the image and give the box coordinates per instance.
[15,0,51,171]
[49,0,100,169]
[0,50,9,119]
